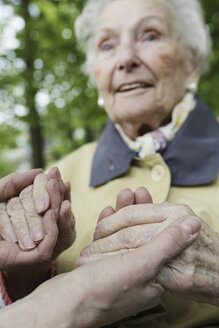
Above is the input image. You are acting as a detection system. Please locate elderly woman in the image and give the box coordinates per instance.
[0,0,218,326]
[52,0,219,326]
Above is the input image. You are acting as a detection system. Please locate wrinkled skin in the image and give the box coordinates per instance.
[94,0,200,139]
[78,188,219,307]
[0,168,76,301]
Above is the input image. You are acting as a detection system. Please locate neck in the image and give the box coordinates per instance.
[118,122,152,140]
[118,114,172,140]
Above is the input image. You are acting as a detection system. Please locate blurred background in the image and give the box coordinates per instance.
[0,0,218,178]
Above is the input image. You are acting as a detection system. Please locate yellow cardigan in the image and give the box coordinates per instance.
[55,142,219,328]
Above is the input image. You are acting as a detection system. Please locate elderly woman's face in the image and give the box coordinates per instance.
[93,0,194,138]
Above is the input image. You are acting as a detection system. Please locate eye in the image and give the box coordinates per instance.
[146,33,158,41]
[140,30,160,42]
[102,44,114,51]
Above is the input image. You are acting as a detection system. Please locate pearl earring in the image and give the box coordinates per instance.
[187,82,198,93]
[98,98,105,107]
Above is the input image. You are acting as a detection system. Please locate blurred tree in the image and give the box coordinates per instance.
[0,0,218,178]
[199,0,219,113]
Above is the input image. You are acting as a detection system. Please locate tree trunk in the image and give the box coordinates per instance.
[22,0,44,168]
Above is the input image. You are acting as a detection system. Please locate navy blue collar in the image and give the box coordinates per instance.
[90,96,219,187]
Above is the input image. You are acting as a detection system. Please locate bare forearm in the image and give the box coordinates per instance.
[0,270,106,328]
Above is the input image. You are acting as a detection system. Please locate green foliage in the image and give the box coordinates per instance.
[199,0,219,115]
[0,0,218,176]
[0,124,20,178]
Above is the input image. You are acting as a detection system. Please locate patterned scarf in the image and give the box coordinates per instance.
[115,92,196,158]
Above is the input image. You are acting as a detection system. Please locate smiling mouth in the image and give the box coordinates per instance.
[117,82,153,93]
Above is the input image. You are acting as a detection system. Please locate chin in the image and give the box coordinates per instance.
[116,107,155,123]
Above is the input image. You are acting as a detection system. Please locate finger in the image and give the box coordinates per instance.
[0,169,43,202]
[53,200,76,258]
[47,179,62,220]
[109,216,200,288]
[77,248,133,266]
[93,206,115,240]
[20,185,44,242]
[47,167,65,201]
[134,187,153,204]
[115,188,135,211]
[47,167,61,180]
[82,222,162,255]
[1,209,59,268]
[137,216,201,280]
[97,206,115,223]
[34,209,59,261]
[94,203,190,239]
[64,182,71,202]
[78,216,200,271]
[7,198,36,250]
[0,203,17,242]
[94,188,151,241]
[33,173,50,214]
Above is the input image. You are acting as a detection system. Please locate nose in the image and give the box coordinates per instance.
[116,44,140,72]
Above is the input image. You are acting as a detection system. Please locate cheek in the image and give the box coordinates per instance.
[93,64,103,90]
[152,46,187,81]
[94,62,111,94]
[158,54,176,76]
[155,54,179,80]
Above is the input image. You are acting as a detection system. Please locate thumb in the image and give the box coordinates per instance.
[53,200,76,258]
[131,216,201,281]
[0,169,43,202]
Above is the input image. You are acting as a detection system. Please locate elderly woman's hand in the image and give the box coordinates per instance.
[78,189,219,307]
[0,167,75,257]
[0,168,76,301]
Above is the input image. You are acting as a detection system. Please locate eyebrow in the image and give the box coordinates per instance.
[96,14,167,37]
[137,15,166,27]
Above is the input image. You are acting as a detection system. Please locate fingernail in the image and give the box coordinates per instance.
[35,199,46,214]
[22,236,36,249]
[80,247,90,256]
[31,227,44,242]
[181,217,200,235]
[76,257,88,266]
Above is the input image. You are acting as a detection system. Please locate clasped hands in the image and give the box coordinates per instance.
[78,187,219,308]
[0,170,218,309]
[0,167,75,270]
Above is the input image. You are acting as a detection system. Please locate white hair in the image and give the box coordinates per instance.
[75,0,212,83]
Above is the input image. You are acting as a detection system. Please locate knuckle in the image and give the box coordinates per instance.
[7,197,22,213]
[90,236,114,253]
[20,185,32,201]
[11,173,22,195]
[121,204,136,226]
[48,178,58,190]
[101,238,113,252]
[14,222,28,234]
[166,225,185,252]
[118,227,137,249]
[174,203,192,215]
